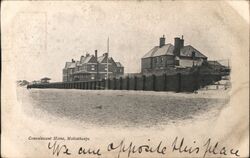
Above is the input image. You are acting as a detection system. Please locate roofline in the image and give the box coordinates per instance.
[182,45,208,58]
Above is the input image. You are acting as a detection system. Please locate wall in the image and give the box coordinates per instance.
[141,58,152,72]
[141,55,175,73]
[179,58,203,67]
[28,73,222,92]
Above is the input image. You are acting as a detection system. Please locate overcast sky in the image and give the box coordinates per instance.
[2,1,249,82]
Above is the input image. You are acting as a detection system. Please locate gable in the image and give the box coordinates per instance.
[97,55,106,63]
[81,55,97,64]
[65,62,76,69]
[180,45,207,59]
[88,55,98,63]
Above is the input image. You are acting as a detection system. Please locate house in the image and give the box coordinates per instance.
[63,50,124,82]
[141,35,208,74]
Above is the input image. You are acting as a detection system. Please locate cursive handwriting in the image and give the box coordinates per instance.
[48,141,71,156]
[203,138,240,158]
[107,139,167,158]
[78,146,101,156]
[172,137,200,154]
[171,137,240,158]
[46,137,240,158]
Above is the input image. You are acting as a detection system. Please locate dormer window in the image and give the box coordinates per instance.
[192,51,196,59]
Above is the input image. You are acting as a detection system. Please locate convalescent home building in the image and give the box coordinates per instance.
[141,35,208,74]
[63,50,124,82]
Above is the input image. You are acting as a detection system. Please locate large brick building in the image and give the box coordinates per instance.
[141,35,208,74]
[63,50,124,82]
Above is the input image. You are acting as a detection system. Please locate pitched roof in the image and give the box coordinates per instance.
[81,55,92,64]
[142,44,174,58]
[65,62,76,69]
[80,55,96,64]
[142,44,207,59]
[97,55,106,63]
[116,62,123,67]
[180,45,207,58]
[97,55,113,63]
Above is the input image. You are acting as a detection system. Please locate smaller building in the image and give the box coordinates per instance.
[141,35,208,74]
[41,77,51,83]
[205,60,230,74]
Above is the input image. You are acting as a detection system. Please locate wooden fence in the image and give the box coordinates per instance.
[28,73,221,92]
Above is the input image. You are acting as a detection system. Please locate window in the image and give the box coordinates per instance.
[175,60,180,66]
[192,51,196,59]
[91,76,95,80]
[91,67,95,70]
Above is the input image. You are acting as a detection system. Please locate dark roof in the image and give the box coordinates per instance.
[41,77,51,80]
[180,45,207,58]
[142,44,207,59]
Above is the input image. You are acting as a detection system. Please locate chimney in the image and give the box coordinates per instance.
[180,35,184,48]
[95,50,98,58]
[174,37,181,56]
[71,59,75,63]
[159,35,165,48]
[86,53,90,57]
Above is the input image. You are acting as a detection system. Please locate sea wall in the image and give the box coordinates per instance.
[28,73,222,92]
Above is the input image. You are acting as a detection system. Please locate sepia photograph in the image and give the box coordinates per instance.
[1,1,249,158]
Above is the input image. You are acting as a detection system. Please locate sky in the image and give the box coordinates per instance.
[2,1,249,82]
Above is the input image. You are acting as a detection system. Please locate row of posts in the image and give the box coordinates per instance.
[28,73,208,92]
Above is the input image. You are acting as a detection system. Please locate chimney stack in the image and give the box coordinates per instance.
[72,59,75,63]
[95,50,98,58]
[180,35,184,48]
[174,37,181,56]
[159,35,165,48]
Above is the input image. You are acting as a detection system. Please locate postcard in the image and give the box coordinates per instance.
[1,1,249,157]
